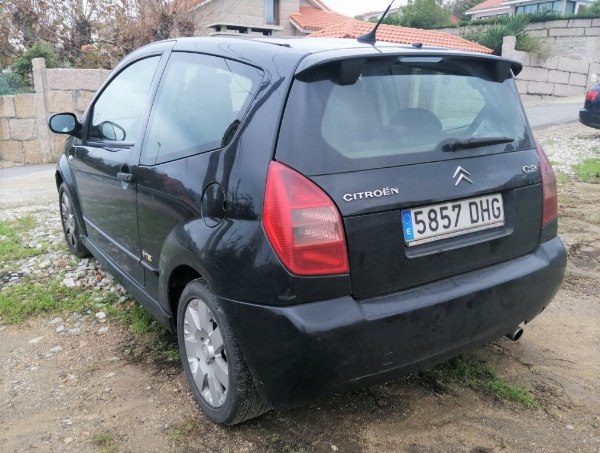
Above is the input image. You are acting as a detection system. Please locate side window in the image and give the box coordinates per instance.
[89,56,160,143]
[141,52,263,165]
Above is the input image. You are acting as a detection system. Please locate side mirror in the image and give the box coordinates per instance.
[99,121,126,141]
[48,113,81,136]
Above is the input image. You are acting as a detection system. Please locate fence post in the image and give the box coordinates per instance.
[32,58,52,163]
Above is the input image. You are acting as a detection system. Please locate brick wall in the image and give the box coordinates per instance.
[0,58,109,165]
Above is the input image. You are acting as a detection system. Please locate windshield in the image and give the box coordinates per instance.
[276,56,534,175]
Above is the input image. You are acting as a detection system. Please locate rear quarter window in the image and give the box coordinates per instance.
[141,52,263,165]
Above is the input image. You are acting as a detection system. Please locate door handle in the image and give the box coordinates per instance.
[117,172,133,182]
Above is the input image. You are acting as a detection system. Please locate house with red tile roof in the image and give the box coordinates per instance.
[190,0,332,37]
[465,0,591,19]
[190,1,491,54]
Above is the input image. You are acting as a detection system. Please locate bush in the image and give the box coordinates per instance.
[461,15,550,58]
[580,0,600,15]
[0,72,31,95]
[12,43,60,83]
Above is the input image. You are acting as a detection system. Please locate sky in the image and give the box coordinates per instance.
[322,0,400,17]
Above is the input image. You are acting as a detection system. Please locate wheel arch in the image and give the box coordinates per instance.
[167,264,202,328]
[56,154,87,237]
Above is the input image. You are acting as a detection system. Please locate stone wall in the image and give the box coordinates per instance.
[441,18,600,100]
[0,58,109,165]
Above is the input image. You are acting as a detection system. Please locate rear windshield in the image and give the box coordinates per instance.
[276,56,534,175]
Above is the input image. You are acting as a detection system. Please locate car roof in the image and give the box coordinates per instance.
[120,36,520,79]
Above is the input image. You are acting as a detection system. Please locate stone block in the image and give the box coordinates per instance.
[528,81,554,95]
[8,118,36,141]
[515,79,528,94]
[76,90,95,113]
[568,19,592,27]
[553,83,585,97]
[549,28,584,37]
[537,56,559,70]
[46,68,109,91]
[528,29,548,38]
[557,58,590,75]
[546,20,569,28]
[585,27,600,36]
[0,119,9,140]
[519,66,548,82]
[51,135,67,161]
[47,90,74,114]
[23,140,43,164]
[0,95,15,118]
[13,93,35,118]
[526,22,549,30]
[0,140,24,163]
[547,70,570,84]
[569,72,588,87]
[592,18,600,27]
[519,94,543,104]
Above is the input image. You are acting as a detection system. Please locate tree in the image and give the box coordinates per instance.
[448,0,483,21]
[389,0,452,29]
[379,12,403,26]
[0,0,196,70]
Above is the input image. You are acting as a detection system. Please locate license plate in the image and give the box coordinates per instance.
[402,194,504,246]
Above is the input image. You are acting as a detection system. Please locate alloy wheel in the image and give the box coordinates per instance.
[61,192,77,249]
[183,298,229,407]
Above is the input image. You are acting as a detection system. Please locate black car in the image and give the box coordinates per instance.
[48,36,566,425]
[580,83,600,129]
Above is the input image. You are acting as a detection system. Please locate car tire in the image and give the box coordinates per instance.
[58,183,90,258]
[177,279,269,425]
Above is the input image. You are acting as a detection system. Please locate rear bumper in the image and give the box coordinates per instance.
[580,109,600,129]
[222,237,566,408]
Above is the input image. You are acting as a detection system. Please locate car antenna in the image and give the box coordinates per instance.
[357,1,395,46]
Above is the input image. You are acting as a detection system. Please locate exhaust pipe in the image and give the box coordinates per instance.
[506,326,523,342]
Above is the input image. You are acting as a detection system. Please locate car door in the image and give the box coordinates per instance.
[135,51,264,297]
[73,55,162,285]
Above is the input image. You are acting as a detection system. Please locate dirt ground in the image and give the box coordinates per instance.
[1,126,599,452]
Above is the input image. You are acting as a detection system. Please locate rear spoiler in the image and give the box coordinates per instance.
[295,49,523,84]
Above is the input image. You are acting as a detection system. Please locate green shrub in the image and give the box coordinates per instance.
[461,14,550,58]
[13,42,60,82]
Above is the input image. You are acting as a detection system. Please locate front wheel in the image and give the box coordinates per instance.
[177,279,269,425]
[58,183,89,258]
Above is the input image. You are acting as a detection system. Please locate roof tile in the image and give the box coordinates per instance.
[466,0,506,12]
[289,7,350,31]
[309,20,493,54]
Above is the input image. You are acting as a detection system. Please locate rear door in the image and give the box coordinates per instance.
[276,55,543,299]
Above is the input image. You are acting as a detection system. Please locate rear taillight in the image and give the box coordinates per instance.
[262,162,349,276]
[585,90,598,102]
[536,144,558,226]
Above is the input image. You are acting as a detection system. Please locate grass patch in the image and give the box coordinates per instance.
[0,215,47,262]
[168,419,197,445]
[487,378,538,408]
[0,279,119,324]
[555,171,571,186]
[573,159,600,183]
[109,301,180,365]
[91,430,118,453]
[419,353,539,408]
